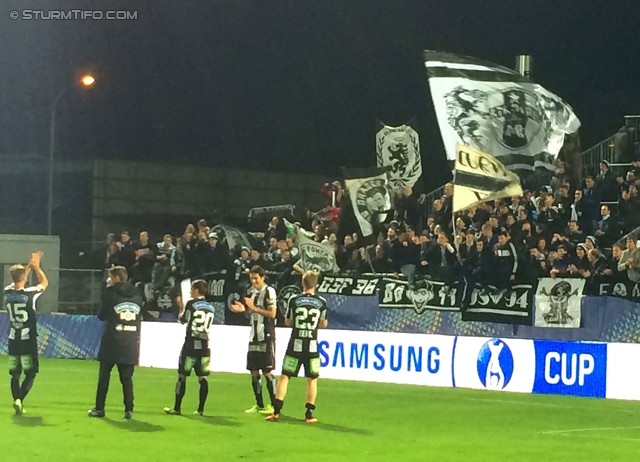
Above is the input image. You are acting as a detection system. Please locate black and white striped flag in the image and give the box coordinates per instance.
[424,50,580,173]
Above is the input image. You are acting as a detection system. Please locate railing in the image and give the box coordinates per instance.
[58,268,104,315]
[422,184,446,218]
[580,135,617,173]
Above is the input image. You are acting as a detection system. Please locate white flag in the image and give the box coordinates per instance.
[535,278,584,328]
[453,144,523,212]
[424,51,581,173]
[344,168,393,237]
[376,123,422,191]
[296,229,339,273]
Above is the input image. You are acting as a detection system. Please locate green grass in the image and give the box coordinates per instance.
[1,356,640,461]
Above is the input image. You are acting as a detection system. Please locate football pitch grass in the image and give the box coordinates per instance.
[1,357,640,461]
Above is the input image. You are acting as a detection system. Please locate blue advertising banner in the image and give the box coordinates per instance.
[533,340,607,398]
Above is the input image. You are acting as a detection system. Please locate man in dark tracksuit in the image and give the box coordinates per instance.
[496,230,518,288]
[89,266,143,419]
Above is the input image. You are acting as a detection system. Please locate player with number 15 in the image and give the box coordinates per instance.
[4,251,48,416]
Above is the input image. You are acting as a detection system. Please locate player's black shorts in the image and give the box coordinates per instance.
[8,341,39,375]
[246,341,275,372]
[281,352,320,379]
[178,347,211,377]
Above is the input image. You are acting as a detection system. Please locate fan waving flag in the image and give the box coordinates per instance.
[453,144,523,212]
[376,122,422,191]
[296,228,339,273]
[344,167,393,237]
[424,50,580,173]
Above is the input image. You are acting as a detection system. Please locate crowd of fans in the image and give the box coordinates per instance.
[84,152,640,307]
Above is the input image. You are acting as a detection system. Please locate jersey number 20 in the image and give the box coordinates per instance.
[6,302,28,323]
[294,307,321,330]
[192,311,214,334]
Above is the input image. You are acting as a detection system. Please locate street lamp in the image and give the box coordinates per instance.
[47,73,96,235]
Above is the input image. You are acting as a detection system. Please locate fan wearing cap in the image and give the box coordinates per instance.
[569,243,590,278]
[202,232,228,275]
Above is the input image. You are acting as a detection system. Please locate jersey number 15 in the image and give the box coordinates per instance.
[6,302,28,323]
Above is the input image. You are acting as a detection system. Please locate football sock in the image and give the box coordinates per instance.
[265,375,277,406]
[20,375,35,401]
[251,376,264,408]
[174,377,186,412]
[198,378,208,413]
[273,398,284,416]
[305,403,316,420]
[10,376,20,401]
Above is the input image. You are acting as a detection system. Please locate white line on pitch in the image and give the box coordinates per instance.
[540,426,640,435]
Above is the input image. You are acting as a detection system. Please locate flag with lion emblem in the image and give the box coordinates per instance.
[424,50,580,173]
[376,122,422,191]
[535,278,584,328]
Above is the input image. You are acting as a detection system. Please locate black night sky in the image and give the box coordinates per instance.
[1,0,639,191]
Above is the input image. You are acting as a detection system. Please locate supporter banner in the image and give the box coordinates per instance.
[379,277,463,313]
[296,229,339,273]
[344,167,393,237]
[424,50,581,172]
[535,278,584,328]
[202,272,231,303]
[453,144,522,212]
[462,282,535,325]
[247,204,295,220]
[376,123,422,191]
[593,279,640,302]
[317,274,380,296]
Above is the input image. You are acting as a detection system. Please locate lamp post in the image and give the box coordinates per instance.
[47,74,96,235]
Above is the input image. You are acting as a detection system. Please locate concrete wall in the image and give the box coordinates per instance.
[0,234,60,314]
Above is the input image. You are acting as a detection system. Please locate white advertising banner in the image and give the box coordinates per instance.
[452,336,535,393]
[139,323,454,388]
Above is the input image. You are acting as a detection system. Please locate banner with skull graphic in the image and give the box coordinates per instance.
[424,50,581,173]
[344,167,393,237]
[535,278,584,328]
[376,123,422,191]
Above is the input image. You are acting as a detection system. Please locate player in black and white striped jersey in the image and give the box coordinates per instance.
[230,265,278,414]
[3,251,48,416]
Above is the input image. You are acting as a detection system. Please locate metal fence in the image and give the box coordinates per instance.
[580,135,617,173]
[58,268,104,315]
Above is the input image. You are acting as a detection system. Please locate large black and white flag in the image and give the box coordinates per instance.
[453,144,523,212]
[376,123,422,191]
[535,278,584,328]
[296,228,339,273]
[424,51,581,173]
[344,167,393,237]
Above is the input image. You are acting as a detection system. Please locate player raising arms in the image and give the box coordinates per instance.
[164,279,214,416]
[266,271,327,423]
[231,265,278,414]
[4,251,48,415]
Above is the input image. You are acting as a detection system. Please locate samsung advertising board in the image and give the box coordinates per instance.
[138,324,640,402]
[140,324,454,387]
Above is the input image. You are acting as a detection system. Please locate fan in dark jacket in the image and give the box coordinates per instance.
[89,266,143,419]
